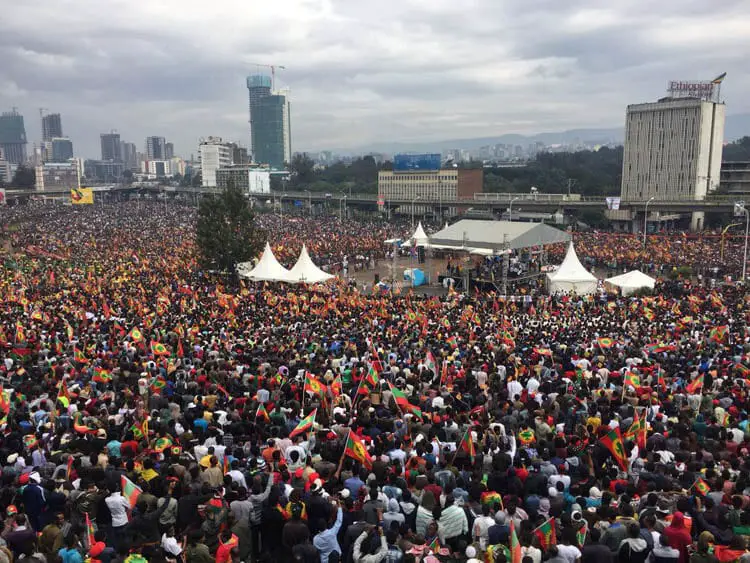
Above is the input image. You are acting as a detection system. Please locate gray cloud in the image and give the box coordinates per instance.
[1,0,748,158]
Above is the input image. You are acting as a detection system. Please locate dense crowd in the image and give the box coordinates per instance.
[0,201,748,563]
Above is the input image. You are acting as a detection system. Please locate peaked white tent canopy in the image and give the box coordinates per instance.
[605,270,655,296]
[288,244,335,284]
[547,242,598,295]
[237,242,294,282]
[408,222,429,246]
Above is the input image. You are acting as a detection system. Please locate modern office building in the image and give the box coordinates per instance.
[84,159,123,182]
[0,147,11,184]
[246,74,291,169]
[621,96,725,202]
[121,142,137,170]
[228,143,249,165]
[146,160,172,177]
[378,154,483,217]
[42,113,63,141]
[100,133,122,161]
[165,142,174,160]
[146,136,166,160]
[216,164,270,194]
[50,138,74,162]
[0,110,28,164]
[199,137,233,187]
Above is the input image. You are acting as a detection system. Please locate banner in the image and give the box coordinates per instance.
[0,188,5,206]
[71,188,93,205]
[606,197,621,210]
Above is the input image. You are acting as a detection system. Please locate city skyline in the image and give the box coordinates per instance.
[1,0,749,159]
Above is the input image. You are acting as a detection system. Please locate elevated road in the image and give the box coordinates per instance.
[3,185,744,214]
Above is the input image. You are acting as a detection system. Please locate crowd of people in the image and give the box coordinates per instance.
[0,201,747,563]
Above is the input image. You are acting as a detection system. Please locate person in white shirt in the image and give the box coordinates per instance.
[105,485,132,547]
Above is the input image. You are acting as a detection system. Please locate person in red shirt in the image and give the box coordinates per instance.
[215,529,239,563]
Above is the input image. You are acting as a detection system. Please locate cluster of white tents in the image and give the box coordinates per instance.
[236,243,334,284]
[547,243,655,296]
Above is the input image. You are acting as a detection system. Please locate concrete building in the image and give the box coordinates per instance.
[35,161,81,191]
[146,160,172,177]
[84,160,123,182]
[0,147,11,184]
[0,110,28,164]
[216,164,270,194]
[50,138,74,162]
[199,137,233,187]
[720,161,750,197]
[121,142,137,170]
[228,143,249,165]
[165,142,174,160]
[621,98,725,202]
[42,113,63,141]
[378,165,483,217]
[146,136,166,160]
[100,133,122,161]
[247,74,291,169]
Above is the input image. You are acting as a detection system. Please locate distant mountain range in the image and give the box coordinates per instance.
[336,112,750,155]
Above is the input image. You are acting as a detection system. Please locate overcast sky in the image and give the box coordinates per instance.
[2,0,749,159]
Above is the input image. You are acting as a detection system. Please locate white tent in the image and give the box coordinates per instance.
[547,242,598,295]
[408,222,429,246]
[605,270,655,296]
[238,242,294,282]
[288,244,335,284]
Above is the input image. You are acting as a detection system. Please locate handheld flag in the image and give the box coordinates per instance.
[686,373,704,394]
[457,428,475,463]
[599,427,629,472]
[510,520,522,563]
[623,372,641,389]
[256,403,270,423]
[86,513,96,548]
[534,518,557,550]
[694,478,710,496]
[150,341,169,356]
[344,430,373,469]
[303,373,325,397]
[223,455,230,475]
[290,409,317,438]
[121,475,142,508]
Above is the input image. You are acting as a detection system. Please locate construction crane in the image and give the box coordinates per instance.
[250,63,286,91]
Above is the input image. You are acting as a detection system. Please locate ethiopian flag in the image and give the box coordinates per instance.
[290,409,317,438]
[623,372,640,389]
[458,428,475,462]
[256,403,270,423]
[85,513,96,548]
[153,436,173,453]
[510,520,522,563]
[624,408,646,449]
[694,477,710,496]
[686,373,704,394]
[304,373,325,397]
[330,375,342,398]
[150,341,169,356]
[0,388,10,415]
[535,518,556,550]
[121,475,142,508]
[600,427,629,472]
[344,430,373,469]
[128,327,144,342]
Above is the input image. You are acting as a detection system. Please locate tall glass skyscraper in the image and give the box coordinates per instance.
[247,74,291,169]
[0,110,28,164]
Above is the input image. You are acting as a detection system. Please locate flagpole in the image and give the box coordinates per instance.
[531,517,554,533]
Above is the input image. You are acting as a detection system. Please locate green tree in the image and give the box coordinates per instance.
[191,171,202,188]
[722,137,750,161]
[11,165,35,189]
[290,153,316,185]
[196,181,265,272]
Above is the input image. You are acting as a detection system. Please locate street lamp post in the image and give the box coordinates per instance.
[508,196,521,221]
[411,196,421,229]
[643,197,655,248]
[720,222,741,262]
[339,195,347,222]
[304,189,311,216]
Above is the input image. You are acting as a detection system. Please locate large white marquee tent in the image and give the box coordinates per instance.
[287,244,335,284]
[547,242,598,295]
[605,270,655,296]
[237,243,334,284]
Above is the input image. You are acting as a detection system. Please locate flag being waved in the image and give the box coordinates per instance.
[344,429,373,469]
[534,518,557,550]
[599,427,629,472]
[289,409,317,438]
[457,428,475,463]
[121,475,142,508]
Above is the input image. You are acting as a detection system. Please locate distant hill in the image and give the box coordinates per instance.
[332,112,750,155]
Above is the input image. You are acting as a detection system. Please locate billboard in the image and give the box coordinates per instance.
[393,153,441,172]
[70,188,93,205]
[667,80,716,101]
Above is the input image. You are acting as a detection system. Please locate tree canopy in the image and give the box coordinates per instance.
[722,137,750,161]
[11,165,35,189]
[196,181,265,272]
